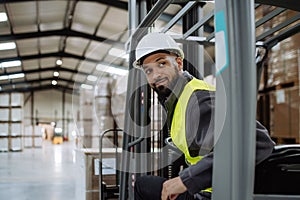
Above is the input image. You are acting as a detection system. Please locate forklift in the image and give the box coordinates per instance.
[98,1,300,199]
[52,125,63,145]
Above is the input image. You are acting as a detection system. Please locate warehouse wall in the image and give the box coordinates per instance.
[23,89,80,140]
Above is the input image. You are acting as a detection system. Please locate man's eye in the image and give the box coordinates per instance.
[159,62,166,67]
[145,69,152,74]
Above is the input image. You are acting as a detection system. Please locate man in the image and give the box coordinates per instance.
[133,32,275,200]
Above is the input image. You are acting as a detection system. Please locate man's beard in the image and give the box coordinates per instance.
[154,72,180,100]
[154,85,172,100]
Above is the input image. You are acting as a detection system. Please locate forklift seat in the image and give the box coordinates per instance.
[254,144,300,195]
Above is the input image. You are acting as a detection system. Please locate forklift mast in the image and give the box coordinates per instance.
[113,1,300,200]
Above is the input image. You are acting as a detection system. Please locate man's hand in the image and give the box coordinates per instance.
[161,177,187,200]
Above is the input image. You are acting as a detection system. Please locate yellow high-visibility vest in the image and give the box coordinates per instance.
[170,78,215,193]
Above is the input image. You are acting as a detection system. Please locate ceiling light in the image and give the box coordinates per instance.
[108,67,128,76]
[53,71,59,77]
[0,42,16,50]
[0,73,25,80]
[9,73,24,79]
[81,84,93,90]
[56,59,62,65]
[0,60,21,68]
[0,13,7,22]
[0,75,8,80]
[96,64,128,76]
[87,75,97,82]
[52,80,57,85]
[108,48,129,59]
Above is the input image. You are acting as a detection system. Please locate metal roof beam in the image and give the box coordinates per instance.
[0,66,88,76]
[255,0,300,12]
[0,84,76,94]
[0,28,123,47]
[0,52,126,70]
[0,77,82,87]
[256,13,300,42]
[86,0,127,10]
[0,0,128,10]
[0,51,98,63]
[264,23,300,49]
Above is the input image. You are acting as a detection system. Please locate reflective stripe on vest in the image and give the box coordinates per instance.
[170,78,215,193]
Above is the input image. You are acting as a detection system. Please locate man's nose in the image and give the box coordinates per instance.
[152,68,161,80]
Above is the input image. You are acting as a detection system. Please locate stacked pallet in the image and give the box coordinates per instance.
[94,76,116,148]
[79,76,116,149]
[256,6,300,144]
[79,88,96,149]
[0,93,23,152]
[23,125,43,148]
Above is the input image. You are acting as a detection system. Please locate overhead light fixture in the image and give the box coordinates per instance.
[0,13,8,22]
[0,42,16,50]
[0,60,21,68]
[53,71,59,77]
[52,80,57,85]
[81,84,93,90]
[87,75,97,82]
[0,75,8,80]
[56,59,62,65]
[0,73,25,80]
[9,73,24,79]
[96,64,128,76]
[108,48,129,60]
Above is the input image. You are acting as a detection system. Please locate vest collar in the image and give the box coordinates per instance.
[163,71,193,128]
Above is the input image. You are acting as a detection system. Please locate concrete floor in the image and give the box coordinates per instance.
[0,141,82,200]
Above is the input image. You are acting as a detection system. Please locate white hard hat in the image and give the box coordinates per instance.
[133,32,184,68]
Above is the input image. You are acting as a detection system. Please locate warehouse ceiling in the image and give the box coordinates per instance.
[0,0,185,94]
[0,0,299,94]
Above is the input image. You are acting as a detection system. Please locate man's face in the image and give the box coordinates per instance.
[141,53,183,98]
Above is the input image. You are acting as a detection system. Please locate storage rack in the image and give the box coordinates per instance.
[117,0,300,200]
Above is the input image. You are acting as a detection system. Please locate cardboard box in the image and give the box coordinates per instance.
[11,93,23,106]
[23,136,33,147]
[0,138,9,151]
[95,96,112,116]
[11,108,22,121]
[0,123,9,136]
[0,94,9,106]
[270,89,290,138]
[0,109,9,121]
[270,87,300,142]
[11,137,22,151]
[11,123,22,136]
[76,148,120,200]
[290,88,300,139]
[266,10,300,88]
[34,136,43,147]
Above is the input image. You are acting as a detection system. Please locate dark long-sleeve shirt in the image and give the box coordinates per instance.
[163,71,275,195]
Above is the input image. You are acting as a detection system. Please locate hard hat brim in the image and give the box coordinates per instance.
[133,49,184,69]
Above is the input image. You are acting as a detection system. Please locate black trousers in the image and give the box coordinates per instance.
[134,175,211,200]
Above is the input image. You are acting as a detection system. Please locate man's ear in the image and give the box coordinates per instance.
[176,57,183,71]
